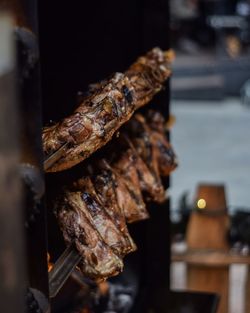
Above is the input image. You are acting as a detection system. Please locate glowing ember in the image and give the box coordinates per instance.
[47,253,53,272]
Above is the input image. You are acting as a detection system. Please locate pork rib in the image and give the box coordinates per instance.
[111,150,149,222]
[146,110,178,176]
[125,48,172,108]
[126,115,165,203]
[43,48,171,172]
[73,177,135,256]
[55,191,123,281]
[43,73,135,172]
[97,159,149,223]
[93,169,137,250]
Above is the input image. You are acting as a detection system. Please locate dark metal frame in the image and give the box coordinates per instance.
[1,1,49,312]
[0,14,25,313]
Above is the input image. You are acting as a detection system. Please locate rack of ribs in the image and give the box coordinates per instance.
[125,114,166,203]
[102,158,149,224]
[43,48,172,172]
[73,177,136,256]
[54,109,178,281]
[55,191,123,281]
[145,110,178,176]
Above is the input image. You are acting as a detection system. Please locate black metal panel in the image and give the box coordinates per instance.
[39,0,143,124]
[39,0,170,122]
[16,0,50,305]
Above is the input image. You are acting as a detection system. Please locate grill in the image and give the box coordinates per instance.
[0,1,171,312]
[0,1,219,313]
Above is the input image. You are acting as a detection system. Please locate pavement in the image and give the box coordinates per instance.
[169,97,250,216]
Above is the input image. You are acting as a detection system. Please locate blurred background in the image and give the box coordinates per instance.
[168,1,250,313]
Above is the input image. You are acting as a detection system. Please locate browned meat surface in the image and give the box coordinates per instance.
[91,171,137,253]
[150,130,178,176]
[122,136,158,199]
[145,109,166,133]
[43,48,171,172]
[125,48,172,108]
[73,177,134,256]
[43,73,135,172]
[93,169,127,231]
[102,163,148,224]
[146,110,178,176]
[114,149,149,223]
[55,191,123,280]
[126,115,165,203]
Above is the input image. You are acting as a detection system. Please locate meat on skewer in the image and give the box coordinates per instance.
[107,165,148,223]
[93,168,137,249]
[125,117,165,203]
[93,169,128,231]
[99,160,149,224]
[43,48,172,172]
[145,110,178,176]
[113,170,149,223]
[125,48,172,108]
[55,191,123,281]
[43,73,135,172]
[112,150,149,222]
[73,177,135,256]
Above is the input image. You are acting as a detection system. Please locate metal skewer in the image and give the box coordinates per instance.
[43,142,69,171]
[44,145,85,297]
[49,243,82,298]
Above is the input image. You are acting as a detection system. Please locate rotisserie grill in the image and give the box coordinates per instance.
[0,1,177,312]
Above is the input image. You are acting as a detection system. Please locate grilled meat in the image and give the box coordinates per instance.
[146,110,178,176]
[43,73,135,172]
[125,48,172,108]
[145,110,166,133]
[112,149,149,222]
[150,130,177,176]
[73,177,134,256]
[43,48,171,172]
[93,169,127,232]
[126,115,165,203]
[56,191,123,280]
[91,172,137,253]
[98,162,148,224]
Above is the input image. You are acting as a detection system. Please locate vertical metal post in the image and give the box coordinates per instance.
[0,14,25,313]
[17,0,50,306]
[142,1,171,312]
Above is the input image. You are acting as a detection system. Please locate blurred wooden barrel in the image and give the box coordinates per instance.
[186,184,230,313]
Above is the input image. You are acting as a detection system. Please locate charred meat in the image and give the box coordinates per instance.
[126,115,165,203]
[107,164,149,224]
[73,177,135,256]
[43,48,171,172]
[55,191,123,280]
[112,150,149,222]
[146,110,178,176]
[125,48,172,108]
[43,73,135,172]
[91,172,137,253]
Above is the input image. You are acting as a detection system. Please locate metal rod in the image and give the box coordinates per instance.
[43,142,68,171]
[0,14,26,313]
[49,243,82,298]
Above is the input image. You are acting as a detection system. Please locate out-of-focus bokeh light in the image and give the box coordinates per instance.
[197,198,206,209]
